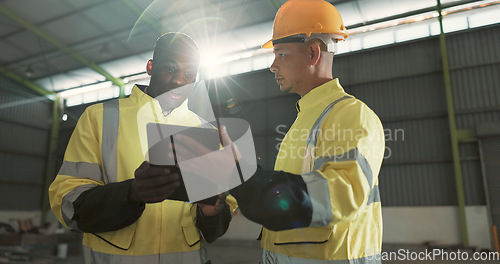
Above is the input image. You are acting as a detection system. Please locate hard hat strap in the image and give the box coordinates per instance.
[272,34,339,53]
[272,36,306,46]
[304,34,339,53]
[327,42,338,53]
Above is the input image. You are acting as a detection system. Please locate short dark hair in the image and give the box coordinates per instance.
[153,32,200,61]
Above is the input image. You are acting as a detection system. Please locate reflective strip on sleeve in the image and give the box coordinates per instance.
[314,148,373,188]
[58,161,103,181]
[262,249,381,264]
[102,99,120,183]
[83,244,209,264]
[61,184,96,231]
[307,96,353,148]
[301,171,333,227]
[313,148,380,207]
[367,185,380,206]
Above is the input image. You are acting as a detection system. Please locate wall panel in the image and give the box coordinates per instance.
[0,77,52,211]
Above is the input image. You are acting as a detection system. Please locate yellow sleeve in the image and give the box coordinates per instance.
[49,104,105,230]
[308,100,384,226]
[225,194,238,213]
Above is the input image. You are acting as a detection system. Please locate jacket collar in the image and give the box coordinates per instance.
[130,84,189,116]
[296,78,346,112]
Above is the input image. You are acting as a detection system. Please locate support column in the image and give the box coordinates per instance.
[437,0,469,247]
[40,96,61,225]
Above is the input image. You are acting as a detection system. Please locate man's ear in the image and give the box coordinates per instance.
[146,59,153,75]
[308,42,321,66]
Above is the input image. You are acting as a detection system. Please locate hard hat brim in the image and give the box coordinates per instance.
[262,40,273,49]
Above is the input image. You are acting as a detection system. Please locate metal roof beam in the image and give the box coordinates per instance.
[120,0,163,36]
[0,4,125,96]
[0,66,55,99]
[0,0,115,40]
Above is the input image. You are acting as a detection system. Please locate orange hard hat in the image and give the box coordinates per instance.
[262,0,348,49]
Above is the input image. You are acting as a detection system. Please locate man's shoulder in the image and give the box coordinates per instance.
[324,95,382,127]
[84,97,124,113]
[330,94,372,113]
[83,101,105,116]
[79,99,120,122]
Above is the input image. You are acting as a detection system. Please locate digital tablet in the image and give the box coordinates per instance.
[147,123,220,205]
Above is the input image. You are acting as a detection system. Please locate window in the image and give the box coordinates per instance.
[395,24,430,42]
[363,30,395,49]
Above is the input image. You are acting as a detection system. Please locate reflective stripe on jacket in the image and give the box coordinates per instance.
[49,85,209,262]
[263,79,384,263]
[83,245,209,264]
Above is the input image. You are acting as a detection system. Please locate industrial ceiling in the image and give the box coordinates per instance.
[0,0,484,95]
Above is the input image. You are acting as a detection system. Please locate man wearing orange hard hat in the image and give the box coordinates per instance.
[229,0,384,263]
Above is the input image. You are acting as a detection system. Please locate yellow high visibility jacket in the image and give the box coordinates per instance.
[262,79,385,263]
[49,85,216,263]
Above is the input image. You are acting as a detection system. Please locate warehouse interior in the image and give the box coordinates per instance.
[1,0,500,263]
